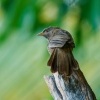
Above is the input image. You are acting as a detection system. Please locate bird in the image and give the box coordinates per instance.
[39,27,97,100]
[39,26,79,80]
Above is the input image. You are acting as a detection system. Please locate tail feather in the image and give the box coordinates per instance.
[47,48,79,79]
[47,48,58,73]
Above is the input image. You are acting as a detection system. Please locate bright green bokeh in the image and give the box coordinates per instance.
[0,0,100,100]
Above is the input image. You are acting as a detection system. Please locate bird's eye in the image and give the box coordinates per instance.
[46,30,49,32]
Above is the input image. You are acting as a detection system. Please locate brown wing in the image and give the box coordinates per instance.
[57,48,72,77]
[47,47,72,76]
[47,48,79,79]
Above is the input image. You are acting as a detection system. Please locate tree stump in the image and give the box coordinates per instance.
[44,69,96,100]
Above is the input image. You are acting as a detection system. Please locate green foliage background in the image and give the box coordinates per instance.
[0,0,100,100]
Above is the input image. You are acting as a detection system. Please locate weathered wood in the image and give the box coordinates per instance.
[40,27,96,100]
[44,69,96,100]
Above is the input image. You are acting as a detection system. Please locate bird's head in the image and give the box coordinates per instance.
[38,27,60,40]
[39,26,75,48]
